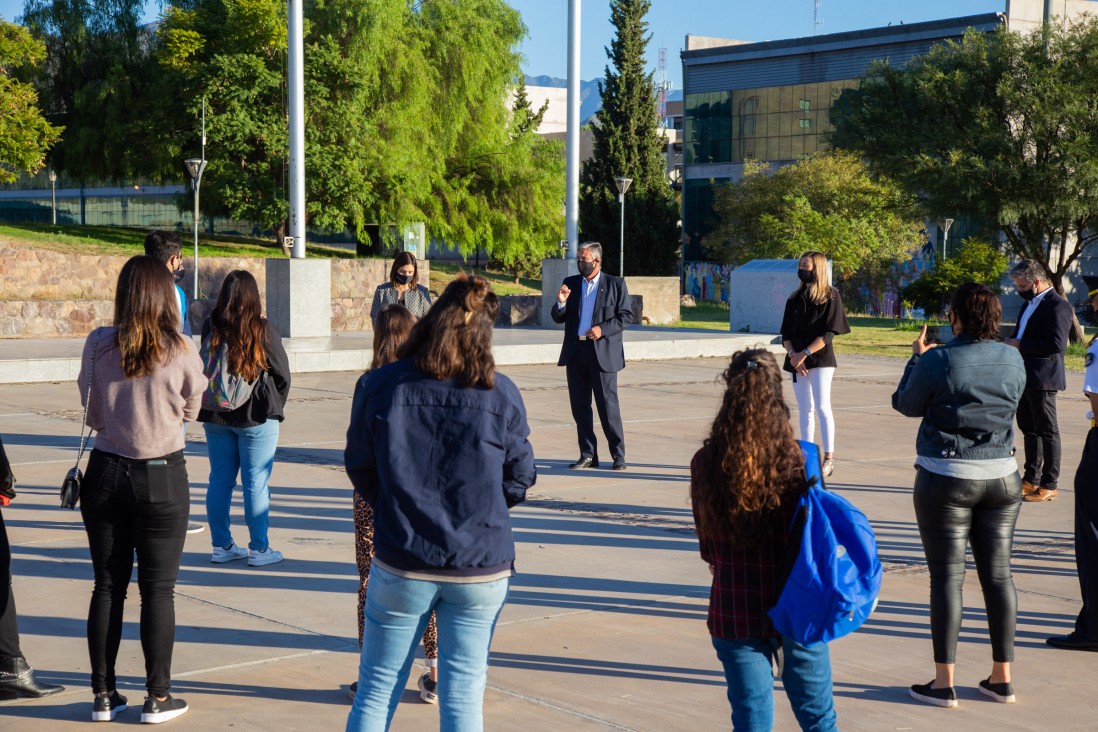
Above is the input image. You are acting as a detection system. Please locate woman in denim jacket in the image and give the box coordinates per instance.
[892,282,1026,708]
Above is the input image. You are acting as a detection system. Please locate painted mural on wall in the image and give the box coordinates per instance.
[685,261,735,303]
[688,252,935,315]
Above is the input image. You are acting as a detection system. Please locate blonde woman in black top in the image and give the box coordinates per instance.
[780,251,850,477]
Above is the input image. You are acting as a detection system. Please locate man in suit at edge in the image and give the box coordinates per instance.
[1004,259,1074,503]
[551,242,633,471]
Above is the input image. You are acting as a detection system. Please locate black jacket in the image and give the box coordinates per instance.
[1010,289,1073,391]
[551,272,633,373]
[780,288,850,373]
[197,319,292,427]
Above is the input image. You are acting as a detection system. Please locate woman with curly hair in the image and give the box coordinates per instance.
[692,349,837,731]
[348,305,440,704]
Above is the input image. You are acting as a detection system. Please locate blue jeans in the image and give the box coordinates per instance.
[203,420,279,551]
[712,635,837,732]
[346,565,509,732]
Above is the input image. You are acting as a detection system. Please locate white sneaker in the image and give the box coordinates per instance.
[822,458,834,478]
[211,543,249,563]
[248,547,284,567]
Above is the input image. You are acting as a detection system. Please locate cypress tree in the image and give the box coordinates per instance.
[579,0,679,276]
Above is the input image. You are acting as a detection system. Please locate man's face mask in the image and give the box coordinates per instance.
[173,265,186,284]
[577,259,596,277]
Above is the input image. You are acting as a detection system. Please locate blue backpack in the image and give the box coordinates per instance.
[768,441,883,646]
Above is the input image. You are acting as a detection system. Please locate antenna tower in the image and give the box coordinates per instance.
[657,46,672,124]
[813,0,822,36]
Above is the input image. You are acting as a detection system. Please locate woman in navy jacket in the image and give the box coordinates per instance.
[344,274,535,732]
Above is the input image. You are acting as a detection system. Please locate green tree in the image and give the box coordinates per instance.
[0,19,60,183]
[155,0,561,263]
[902,237,1009,315]
[707,151,925,298]
[21,0,160,183]
[830,20,1098,339]
[579,0,678,276]
[484,77,565,281]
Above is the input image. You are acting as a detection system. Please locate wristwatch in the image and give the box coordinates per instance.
[803,346,813,356]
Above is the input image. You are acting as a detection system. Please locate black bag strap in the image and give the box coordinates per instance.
[74,328,102,472]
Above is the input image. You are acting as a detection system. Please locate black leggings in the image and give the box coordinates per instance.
[80,449,190,697]
[0,508,21,660]
[913,468,1022,664]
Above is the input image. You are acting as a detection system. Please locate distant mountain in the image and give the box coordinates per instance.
[524,74,683,121]
[524,74,602,123]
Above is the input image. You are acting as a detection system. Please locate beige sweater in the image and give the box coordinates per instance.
[78,326,206,460]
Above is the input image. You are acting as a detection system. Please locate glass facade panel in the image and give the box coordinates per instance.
[685,79,859,164]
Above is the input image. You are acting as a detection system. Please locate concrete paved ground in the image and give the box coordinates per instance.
[0,354,1094,730]
[0,327,781,384]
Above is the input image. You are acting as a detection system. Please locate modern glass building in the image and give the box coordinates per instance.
[679,13,1005,262]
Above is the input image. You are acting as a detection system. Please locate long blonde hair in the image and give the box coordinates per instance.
[792,251,831,306]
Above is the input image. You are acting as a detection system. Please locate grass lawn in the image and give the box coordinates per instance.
[428,262,541,297]
[667,301,732,329]
[671,306,1096,371]
[0,223,355,259]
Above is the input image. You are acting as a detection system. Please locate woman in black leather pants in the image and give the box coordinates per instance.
[892,283,1027,708]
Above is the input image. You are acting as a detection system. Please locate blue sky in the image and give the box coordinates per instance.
[0,0,1006,90]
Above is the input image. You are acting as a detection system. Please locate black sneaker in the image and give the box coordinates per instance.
[418,671,438,704]
[140,695,189,724]
[978,678,1015,703]
[347,680,357,702]
[909,680,957,708]
[92,691,128,722]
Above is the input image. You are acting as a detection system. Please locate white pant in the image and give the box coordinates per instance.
[791,367,836,454]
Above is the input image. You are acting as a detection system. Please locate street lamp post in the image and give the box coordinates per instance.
[184,158,207,300]
[940,217,954,261]
[48,170,57,225]
[614,176,632,277]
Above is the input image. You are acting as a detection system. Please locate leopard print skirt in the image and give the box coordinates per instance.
[353,491,438,660]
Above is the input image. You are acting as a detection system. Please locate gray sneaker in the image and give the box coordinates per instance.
[418,671,437,704]
[211,543,248,563]
[248,547,284,567]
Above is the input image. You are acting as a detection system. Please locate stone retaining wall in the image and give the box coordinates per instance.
[0,242,428,338]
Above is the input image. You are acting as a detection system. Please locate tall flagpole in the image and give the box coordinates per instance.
[287,0,306,258]
[565,0,581,259]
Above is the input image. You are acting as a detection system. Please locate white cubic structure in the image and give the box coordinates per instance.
[728,259,831,334]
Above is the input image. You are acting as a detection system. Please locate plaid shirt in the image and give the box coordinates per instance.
[691,451,797,640]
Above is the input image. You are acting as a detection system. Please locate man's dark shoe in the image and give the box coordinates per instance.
[1046,633,1098,651]
[569,457,599,469]
[0,656,64,700]
[612,457,627,470]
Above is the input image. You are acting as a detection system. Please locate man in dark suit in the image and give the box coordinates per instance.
[551,242,633,470]
[1004,259,1074,503]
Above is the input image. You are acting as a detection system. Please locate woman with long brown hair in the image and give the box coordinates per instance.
[348,305,441,704]
[197,270,291,567]
[692,349,838,731]
[345,274,535,731]
[78,256,206,723]
[369,251,432,323]
[780,251,850,477]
